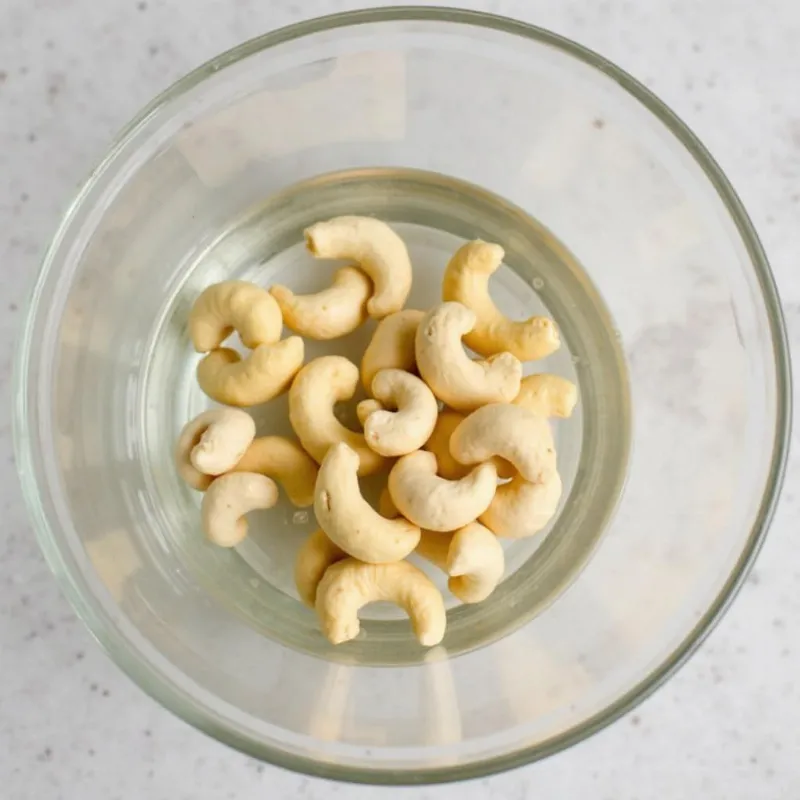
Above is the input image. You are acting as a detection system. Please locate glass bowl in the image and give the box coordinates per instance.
[14,7,790,785]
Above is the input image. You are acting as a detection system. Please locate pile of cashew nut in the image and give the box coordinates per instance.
[174,219,577,648]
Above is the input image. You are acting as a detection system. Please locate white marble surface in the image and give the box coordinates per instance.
[1,0,798,797]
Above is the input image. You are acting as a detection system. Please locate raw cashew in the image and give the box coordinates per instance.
[361,309,425,391]
[388,450,497,532]
[356,399,384,428]
[416,523,505,603]
[289,356,387,476]
[305,216,412,318]
[362,369,439,457]
[450,403,557,483]
[233,436,318,507]
[189,280,282,352]
[480,472,563,538]
[196,337,304,407]
[442,240,560,361]
[201,472,279,547]
[294,529,346,607]
[175,408,256,491]
[269,266,372,340]
[314,443,420,563]
[514,374,578,418]
[424,410,514,481]
[415,302,522,412]
[315,558,446,646]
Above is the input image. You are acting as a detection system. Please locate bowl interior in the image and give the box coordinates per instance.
[16,8,789,783]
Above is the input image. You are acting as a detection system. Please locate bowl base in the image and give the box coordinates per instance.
[142,167,630,664]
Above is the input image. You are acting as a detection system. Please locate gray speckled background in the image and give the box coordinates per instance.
[1,1,798,798]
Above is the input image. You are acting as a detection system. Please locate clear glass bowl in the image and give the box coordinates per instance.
[14,7,790,785]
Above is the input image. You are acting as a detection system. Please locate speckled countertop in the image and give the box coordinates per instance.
[1,1,798,798]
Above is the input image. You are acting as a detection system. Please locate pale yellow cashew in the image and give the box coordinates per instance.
[361,369,439,457]
[442,240,560,361]
[315,558,447,646]
[233,436,318,507]
[445,522,505,603]
[450,403,557,483]
[416,523,505,603]
[189,280,282,351]
[314,443,420,563]
[304,216,412,318]
[415,302,522,412]
[196,337,304,407]
[424,410,514,480]
[356,398,384,428]
[480,472,563,538]
[269,266,372,340]
[201,472,279,547]
[361,309,425,391]
[513,374,578,418]
[294,529,347,607]
[288,356,387,476]
[175,408,256,491]
[388,450,497,532]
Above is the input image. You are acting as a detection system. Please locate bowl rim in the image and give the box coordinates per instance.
[13,5,792,786]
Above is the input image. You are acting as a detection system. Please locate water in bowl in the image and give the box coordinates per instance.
[142,168,629,664]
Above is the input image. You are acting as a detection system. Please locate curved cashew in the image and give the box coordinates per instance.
[514,374,578,418]
[361,369,438,457]
[233,436,318,507]
[314,443,420,563]
[480,472,563,538]
[288,356,387,476]
[269,266,372,340]
[201,472,279,547]
[315,558,446,646]
[294,529,346,607]
[446,522,505,603]
[175,408,256,491]
[196,337,304,407]
[450,403,557,483]
[442,241,560,361]
[424,410,514,481]
[417,523,505,603]
[361,309,425,391]
[415,302,522,412]
[189,280,282,352]
[388,450,497,532]
[356,398,384,428]
[304,216,412,318]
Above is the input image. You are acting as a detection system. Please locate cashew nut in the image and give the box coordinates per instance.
[442,241,560,361]
[361,309,425,391]
[315,558,446,646]
[416,523,505,603]
[201,472,279,547]
[294,529,346,607]
[314,443,420,563]
[415,302,522,412]
[388,450,497,532]
[514,374,578,418]
[304,216,412,319]
[189,280,282,352]
[360,369,438,457]
[269,266,372,340]
[424,410,514,481]
[175,408,256,491]
[450,403,557,483]
[480,472,563,538]
[233,436,318,507]
[196,337,304,407]
[288,356,387,476]
[356,398,384,428]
